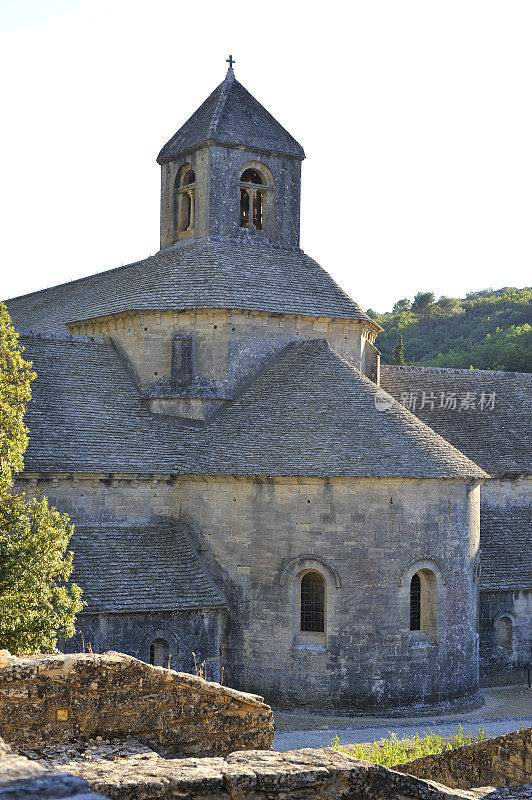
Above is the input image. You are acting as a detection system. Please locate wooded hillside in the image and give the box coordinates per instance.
[369,287,532,372]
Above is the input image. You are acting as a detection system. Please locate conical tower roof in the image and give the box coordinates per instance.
[157,65,305,163]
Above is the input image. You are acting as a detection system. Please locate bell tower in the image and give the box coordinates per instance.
[157,59,305,250]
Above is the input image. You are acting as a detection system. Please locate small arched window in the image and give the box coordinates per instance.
[496,616,513,650]
[410,572,421,631]
[300,571,325,633]
[239,166,269,232]
[409,569,437,643]
[149,637,170,667]
[174,166,196,239]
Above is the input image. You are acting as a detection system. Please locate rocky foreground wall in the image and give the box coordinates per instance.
[0,651,273,756]
[398,727,532,789]
[34,746,532,800]
[0,736,109,800]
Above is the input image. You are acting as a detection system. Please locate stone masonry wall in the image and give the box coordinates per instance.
[178,475,481,710]
[398,727,532,790]
[17,474,482,710]
[67,308,375,393]
[0,652,273,757]
[479,590,532,687]
[159,143,302,249]
[480,477,532,508]
[479,477,532,687]
[207,145,302,248]
[61,608,225,683]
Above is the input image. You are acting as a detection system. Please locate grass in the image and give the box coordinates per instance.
[330,724,486,768]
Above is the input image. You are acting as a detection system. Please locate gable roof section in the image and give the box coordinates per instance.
[69,523,225,612]
[5,239,372,336]
[480,505,532,590]
[157,70,304,162]
[19,334,487,480]
[380,365,532,477]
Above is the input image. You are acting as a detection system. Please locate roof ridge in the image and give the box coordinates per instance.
[156,80,225,163]
[19,330,106,344]
[382,364,532,378]
[207,73,234,139]
[482,502,532,511]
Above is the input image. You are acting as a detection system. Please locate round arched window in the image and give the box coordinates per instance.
[149,637,170,667]
[409,569,438,643]
[300,571,325,633]
[239,166,270,231]
[496,616,513,650]
[174,165,196,238]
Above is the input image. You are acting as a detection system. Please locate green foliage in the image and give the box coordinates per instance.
[372,287,532,372]
[0,302,83,655]
[392,335,406,365]
[393,298,411,313]
[0,493,83,655]
[411,292,435,315]
[434,296,462,316]
[0,303,35,492]
[330,724,486,768]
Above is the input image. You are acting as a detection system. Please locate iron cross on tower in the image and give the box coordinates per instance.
[226,54,235,69]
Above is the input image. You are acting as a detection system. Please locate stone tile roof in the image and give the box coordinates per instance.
[157,69,305,162]
[480,505,532,590]
[19,333,193,473]
[195,340,487,480]
[19,333,487,480]
[69,523,225,612]
[380,365,532,477]
[5,239,372,335]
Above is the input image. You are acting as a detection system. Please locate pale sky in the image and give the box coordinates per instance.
[1,0,531,313]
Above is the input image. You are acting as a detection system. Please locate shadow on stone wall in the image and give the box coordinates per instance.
[397,727,532,789]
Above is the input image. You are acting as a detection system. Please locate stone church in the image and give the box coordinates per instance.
[6,63,531,710]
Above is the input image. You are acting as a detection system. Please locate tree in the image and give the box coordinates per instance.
[411,291,435,315]
[0,304,35,492]
[392,335,406,365]
[0,493,83,654]
[435,296,462,316]
[392,298,411,313]
[0,303,83,655]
